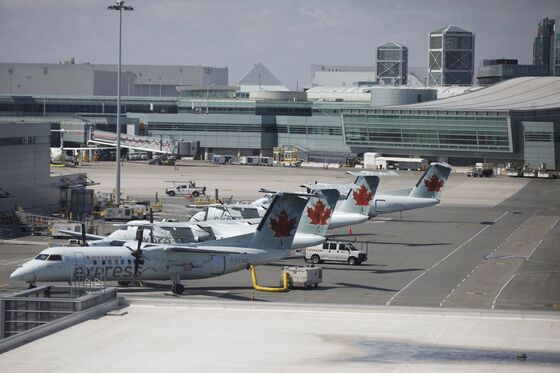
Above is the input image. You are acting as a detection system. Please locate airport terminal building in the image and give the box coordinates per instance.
[0,76,559,168]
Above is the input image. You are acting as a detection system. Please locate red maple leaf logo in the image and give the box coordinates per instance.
[270,209,296,237]
[424,175,445,192]
[307,200,332,225]
[353,184,373,206]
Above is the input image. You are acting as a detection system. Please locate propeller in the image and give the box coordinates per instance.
[148,208,155,243]
[129,227,145,277]
[80,223,89,247]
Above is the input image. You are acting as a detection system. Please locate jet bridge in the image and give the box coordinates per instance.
[89,130,177,154]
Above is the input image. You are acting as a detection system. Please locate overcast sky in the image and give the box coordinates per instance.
[1,0,558,89]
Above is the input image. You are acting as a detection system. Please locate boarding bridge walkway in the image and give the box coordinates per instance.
[89,130,176,155]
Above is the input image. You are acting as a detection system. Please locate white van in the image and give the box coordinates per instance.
[212,154,234,164]
[305,240,367,265]
[240,156,259,165]
[259,156,273,166]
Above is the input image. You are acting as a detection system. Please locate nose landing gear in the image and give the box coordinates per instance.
[171,283,184,295]
[169,271,184,295]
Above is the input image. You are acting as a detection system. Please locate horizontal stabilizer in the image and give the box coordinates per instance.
[346,170,399,176]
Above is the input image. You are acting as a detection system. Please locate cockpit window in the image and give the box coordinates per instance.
[35,254,49,260]
[47,254,63,261]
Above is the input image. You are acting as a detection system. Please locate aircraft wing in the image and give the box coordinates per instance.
[56,230,106,241]
[346,170,399,176]
[164,246,265,255]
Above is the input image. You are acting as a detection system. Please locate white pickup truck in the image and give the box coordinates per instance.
[305,240,367,265]
[165,181,206,197]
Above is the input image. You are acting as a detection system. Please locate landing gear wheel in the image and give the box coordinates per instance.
[311,255,320,265]
[27,283,36,289]
[118,281,130,287]
[174,284,184,295]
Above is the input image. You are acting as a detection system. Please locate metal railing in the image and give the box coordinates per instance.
[1,285,117,339]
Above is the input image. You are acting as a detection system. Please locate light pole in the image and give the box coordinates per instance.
[8,67,13,94]
[108,0,134,206]
[42,67,48,116]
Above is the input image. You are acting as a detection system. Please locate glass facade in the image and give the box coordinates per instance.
[343,112,511,152]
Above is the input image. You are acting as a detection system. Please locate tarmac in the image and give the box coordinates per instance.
[1,160,559,370]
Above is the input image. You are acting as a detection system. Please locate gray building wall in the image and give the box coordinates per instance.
[1,63,95,95]
[370,88,437,107]
[521,121,560,169]
[0,122,60,213]
[476,64,549,85]
[1,63,228,97]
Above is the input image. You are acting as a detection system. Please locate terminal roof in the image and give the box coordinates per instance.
[389,77,560,111]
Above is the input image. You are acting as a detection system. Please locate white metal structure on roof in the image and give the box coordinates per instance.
[391,77,560,111]
[431,25,471,34]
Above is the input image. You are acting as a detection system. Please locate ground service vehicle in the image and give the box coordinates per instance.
[212,155,234,164]
[165,181,206,197]
[239,156,259,165]
[305,240,367,265]
[467,162,493,177]
[281,266,322,288]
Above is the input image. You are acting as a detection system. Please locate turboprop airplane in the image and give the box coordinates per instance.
[11,192,311,295]
[59,189,339,250]
[313,162,452,218]
[202,175,379,230]
[189,203,267,222]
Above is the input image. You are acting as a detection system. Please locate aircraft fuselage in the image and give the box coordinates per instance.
[370,195,439,217]
[10,245,284,284]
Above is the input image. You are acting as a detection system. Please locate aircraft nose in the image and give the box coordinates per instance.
[10,266,34,282]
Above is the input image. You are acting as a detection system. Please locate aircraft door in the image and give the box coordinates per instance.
[210,255,226,275]
[74,252,86,266]
[375,199,386,213]
[73,252,86,281]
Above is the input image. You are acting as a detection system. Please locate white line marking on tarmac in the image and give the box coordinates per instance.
[439,213,532,307]
[491,273,517,310]
[387,211,508,306]
[526,239,544,260]
[549,217,560,231]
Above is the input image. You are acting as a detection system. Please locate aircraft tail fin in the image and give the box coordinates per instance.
[251,192,309,250]
[409,162,452,200]
[296,189,340,236]
[339,175,379,215]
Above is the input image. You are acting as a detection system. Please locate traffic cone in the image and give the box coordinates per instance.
[348,227,353,235]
